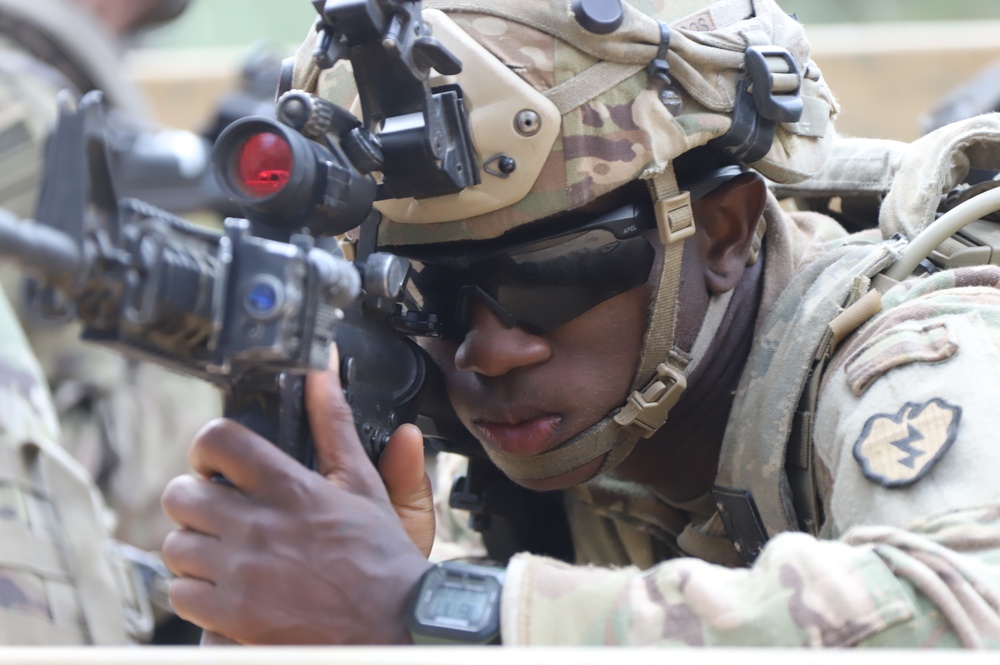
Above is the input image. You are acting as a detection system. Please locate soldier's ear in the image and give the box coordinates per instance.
[693,173,767,295]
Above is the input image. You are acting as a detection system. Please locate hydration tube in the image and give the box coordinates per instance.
[883,185,1000,281]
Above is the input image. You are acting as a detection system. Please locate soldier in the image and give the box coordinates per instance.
[0,0,221,554]
[0,0,195,216]
[0,0,218,645]
[0,256,152,645]
[160,0,1000,647]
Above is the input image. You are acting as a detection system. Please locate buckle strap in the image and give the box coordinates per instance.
[622,163,692,439]
[654,191,695,245]
[647,163,694,246]
[614,359,688,437]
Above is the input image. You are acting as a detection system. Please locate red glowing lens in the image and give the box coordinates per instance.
[235,132,292,198]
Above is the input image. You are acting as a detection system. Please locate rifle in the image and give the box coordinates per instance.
[0,0,478,467]
[122,41,288,218]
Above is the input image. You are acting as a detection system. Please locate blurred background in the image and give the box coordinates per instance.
[140,0,317,48]
[779,0,1000,22]
[127,0,1000,141]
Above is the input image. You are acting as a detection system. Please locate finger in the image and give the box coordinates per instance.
[379,423,429,503]
[305,343,377,488]
[169,576,231,637]
[161,474,248,537]
[161,528,224,583]
[187,418,303,496]
[379,423,436,557]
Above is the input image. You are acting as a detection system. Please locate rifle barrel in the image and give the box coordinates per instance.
[0,208,82,280]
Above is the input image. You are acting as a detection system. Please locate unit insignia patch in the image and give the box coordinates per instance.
[852,398,961,488]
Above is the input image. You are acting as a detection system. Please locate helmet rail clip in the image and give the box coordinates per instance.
[712,45,804,163]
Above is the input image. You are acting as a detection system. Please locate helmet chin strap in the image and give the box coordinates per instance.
[484,165,732,483]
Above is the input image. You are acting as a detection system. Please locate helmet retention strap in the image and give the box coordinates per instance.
[611,164,694,437]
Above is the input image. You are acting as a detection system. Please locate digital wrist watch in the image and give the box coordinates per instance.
[405,561,505,645]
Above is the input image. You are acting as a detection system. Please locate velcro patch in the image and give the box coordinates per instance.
[844,321,958,396]
[853,399,961,488]
[674,10,716,32]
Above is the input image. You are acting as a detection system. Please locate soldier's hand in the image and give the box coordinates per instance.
[160,347,432,645]
[378,422,436,557]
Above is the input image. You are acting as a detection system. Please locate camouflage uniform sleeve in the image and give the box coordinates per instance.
[499,266,1000,647]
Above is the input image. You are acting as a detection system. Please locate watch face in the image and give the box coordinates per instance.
[424,580,493,627]
[410,563,504,644]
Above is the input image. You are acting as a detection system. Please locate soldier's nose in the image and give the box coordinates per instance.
[454,299,550,377]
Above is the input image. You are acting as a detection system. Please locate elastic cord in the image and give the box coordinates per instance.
[883,186,1000,281]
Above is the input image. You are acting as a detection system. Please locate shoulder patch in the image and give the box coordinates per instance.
[844,321,958,396]
[853,399,961,488]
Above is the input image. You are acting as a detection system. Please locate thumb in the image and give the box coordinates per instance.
[379,423,435,557]
[305,343,372,488]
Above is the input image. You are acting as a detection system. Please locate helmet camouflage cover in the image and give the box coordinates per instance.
[294,0,839,246]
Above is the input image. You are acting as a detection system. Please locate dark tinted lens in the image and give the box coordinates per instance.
[407,228,654,337]
[397,169,746,338]
[487,230,654,332]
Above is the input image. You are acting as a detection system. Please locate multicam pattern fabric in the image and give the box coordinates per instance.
[879,113,1000,242]
[775,113,1000,245]
[498,212,1000,647]
[299,0,1000,648]
[0,288,136,645]
[842,321,958,396]
[0,0,221,552]
[298,0,838,245]
[0,0,153,218]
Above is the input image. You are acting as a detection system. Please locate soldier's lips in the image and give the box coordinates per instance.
[473,415,562,456]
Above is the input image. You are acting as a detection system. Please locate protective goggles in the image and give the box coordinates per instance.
[401,165,746,339]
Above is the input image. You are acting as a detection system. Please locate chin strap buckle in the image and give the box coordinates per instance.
[614,361,688,437]
[654,191,695,245]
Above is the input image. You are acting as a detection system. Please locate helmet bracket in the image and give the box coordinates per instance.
[713,45,804,163]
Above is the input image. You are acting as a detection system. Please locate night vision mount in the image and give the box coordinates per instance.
[306,0,480,200]
[713,45,804,164]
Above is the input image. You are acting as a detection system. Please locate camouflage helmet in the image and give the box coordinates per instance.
[295,0,838,247]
